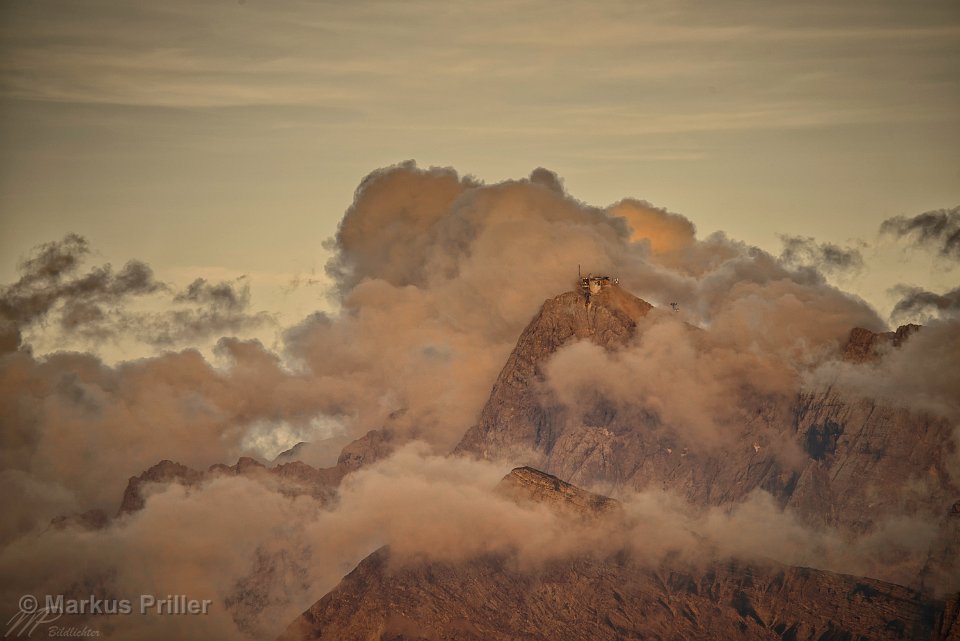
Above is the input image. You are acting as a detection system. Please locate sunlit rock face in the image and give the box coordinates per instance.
[454,288,958,587]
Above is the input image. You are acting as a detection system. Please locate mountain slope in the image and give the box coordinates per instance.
[280,467,959,641]
[455,286,652,459]
[454,288,958,542]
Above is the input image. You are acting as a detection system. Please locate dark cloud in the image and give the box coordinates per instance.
[0,235,163,327]
[0,236,272,351]
[880,206,960,260]
[14,233,89,287]
[146,278,273,346]
[528,167,565,194]
[778,235,864,274]
[175,278,249,312]
[0,235,165,351]
[890,285,960,322]
[323,161,479,295]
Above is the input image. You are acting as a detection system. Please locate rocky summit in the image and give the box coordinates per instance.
[277,285,959,641]
[104,286,959,640]
[456,287,957,568]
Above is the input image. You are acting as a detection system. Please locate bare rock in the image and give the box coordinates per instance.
[117,459,204,515]
[280,470,958,641]
[842,324,921,363]
[496,466,621,519]
[455,286,651,459]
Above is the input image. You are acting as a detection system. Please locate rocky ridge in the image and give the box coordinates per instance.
[454,288,958,551]
[280,467,960,641]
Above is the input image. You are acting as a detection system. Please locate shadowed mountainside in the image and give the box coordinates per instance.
[455,287,957,554]
[280,467,960,641]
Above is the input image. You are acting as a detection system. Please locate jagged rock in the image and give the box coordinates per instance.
[118,459,204,515]
[115,429,395,517]
[455,286,651,459]
[842,324,921,363]
[336,429,394,472]
[50,509,109,531]
[99,430,395,635]
[454,289,957,541]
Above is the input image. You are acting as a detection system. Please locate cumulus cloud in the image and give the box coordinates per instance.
[288,162,886,456]
[1,445,950,640]
[0,163,956,640]
[880,206,960,261]
[542,318,795,449]
[0,162,900,536]
[610,198,697,255]
[805,318,960,422]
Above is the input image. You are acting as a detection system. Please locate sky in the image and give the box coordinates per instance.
[1,6,959,637]
[1,0,958,358]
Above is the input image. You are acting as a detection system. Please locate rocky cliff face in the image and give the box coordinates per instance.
[280,467,960,641]
[455,286,652,459]
[843,324,922,363]
[454,289,958,543]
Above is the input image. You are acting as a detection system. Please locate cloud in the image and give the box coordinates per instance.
[778,234,864,274]
[145,277,274,347]
[0,235,274,352]
[1,445,951,640]
[610,199,697,255]
[0,163,956,640]
[0,163,890,530]
[889,284,960,322]
[804,318,960,424]
[0,234,165,350]
[880,206,960,261]
[542,318,795,448]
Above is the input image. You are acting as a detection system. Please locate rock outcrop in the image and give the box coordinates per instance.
[455,289,956,537]
[282,550,959,641]
[842,324,921,363]
[496,466,621,518]
[455,286,652,459]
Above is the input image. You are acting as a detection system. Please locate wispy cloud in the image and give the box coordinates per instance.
[1,0,956,139]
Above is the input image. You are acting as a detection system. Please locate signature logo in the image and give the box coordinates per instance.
[5,595,62,638]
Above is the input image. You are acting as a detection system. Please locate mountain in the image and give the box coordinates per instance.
[108,285,959,639]
[455,287,957,552]
[455,286,652,460]
[115,428,394,516]
[280,467,960,641]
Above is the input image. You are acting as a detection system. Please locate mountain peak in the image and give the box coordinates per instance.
[455,286,652,459]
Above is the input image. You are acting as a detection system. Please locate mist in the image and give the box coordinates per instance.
[1,163,957,639]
